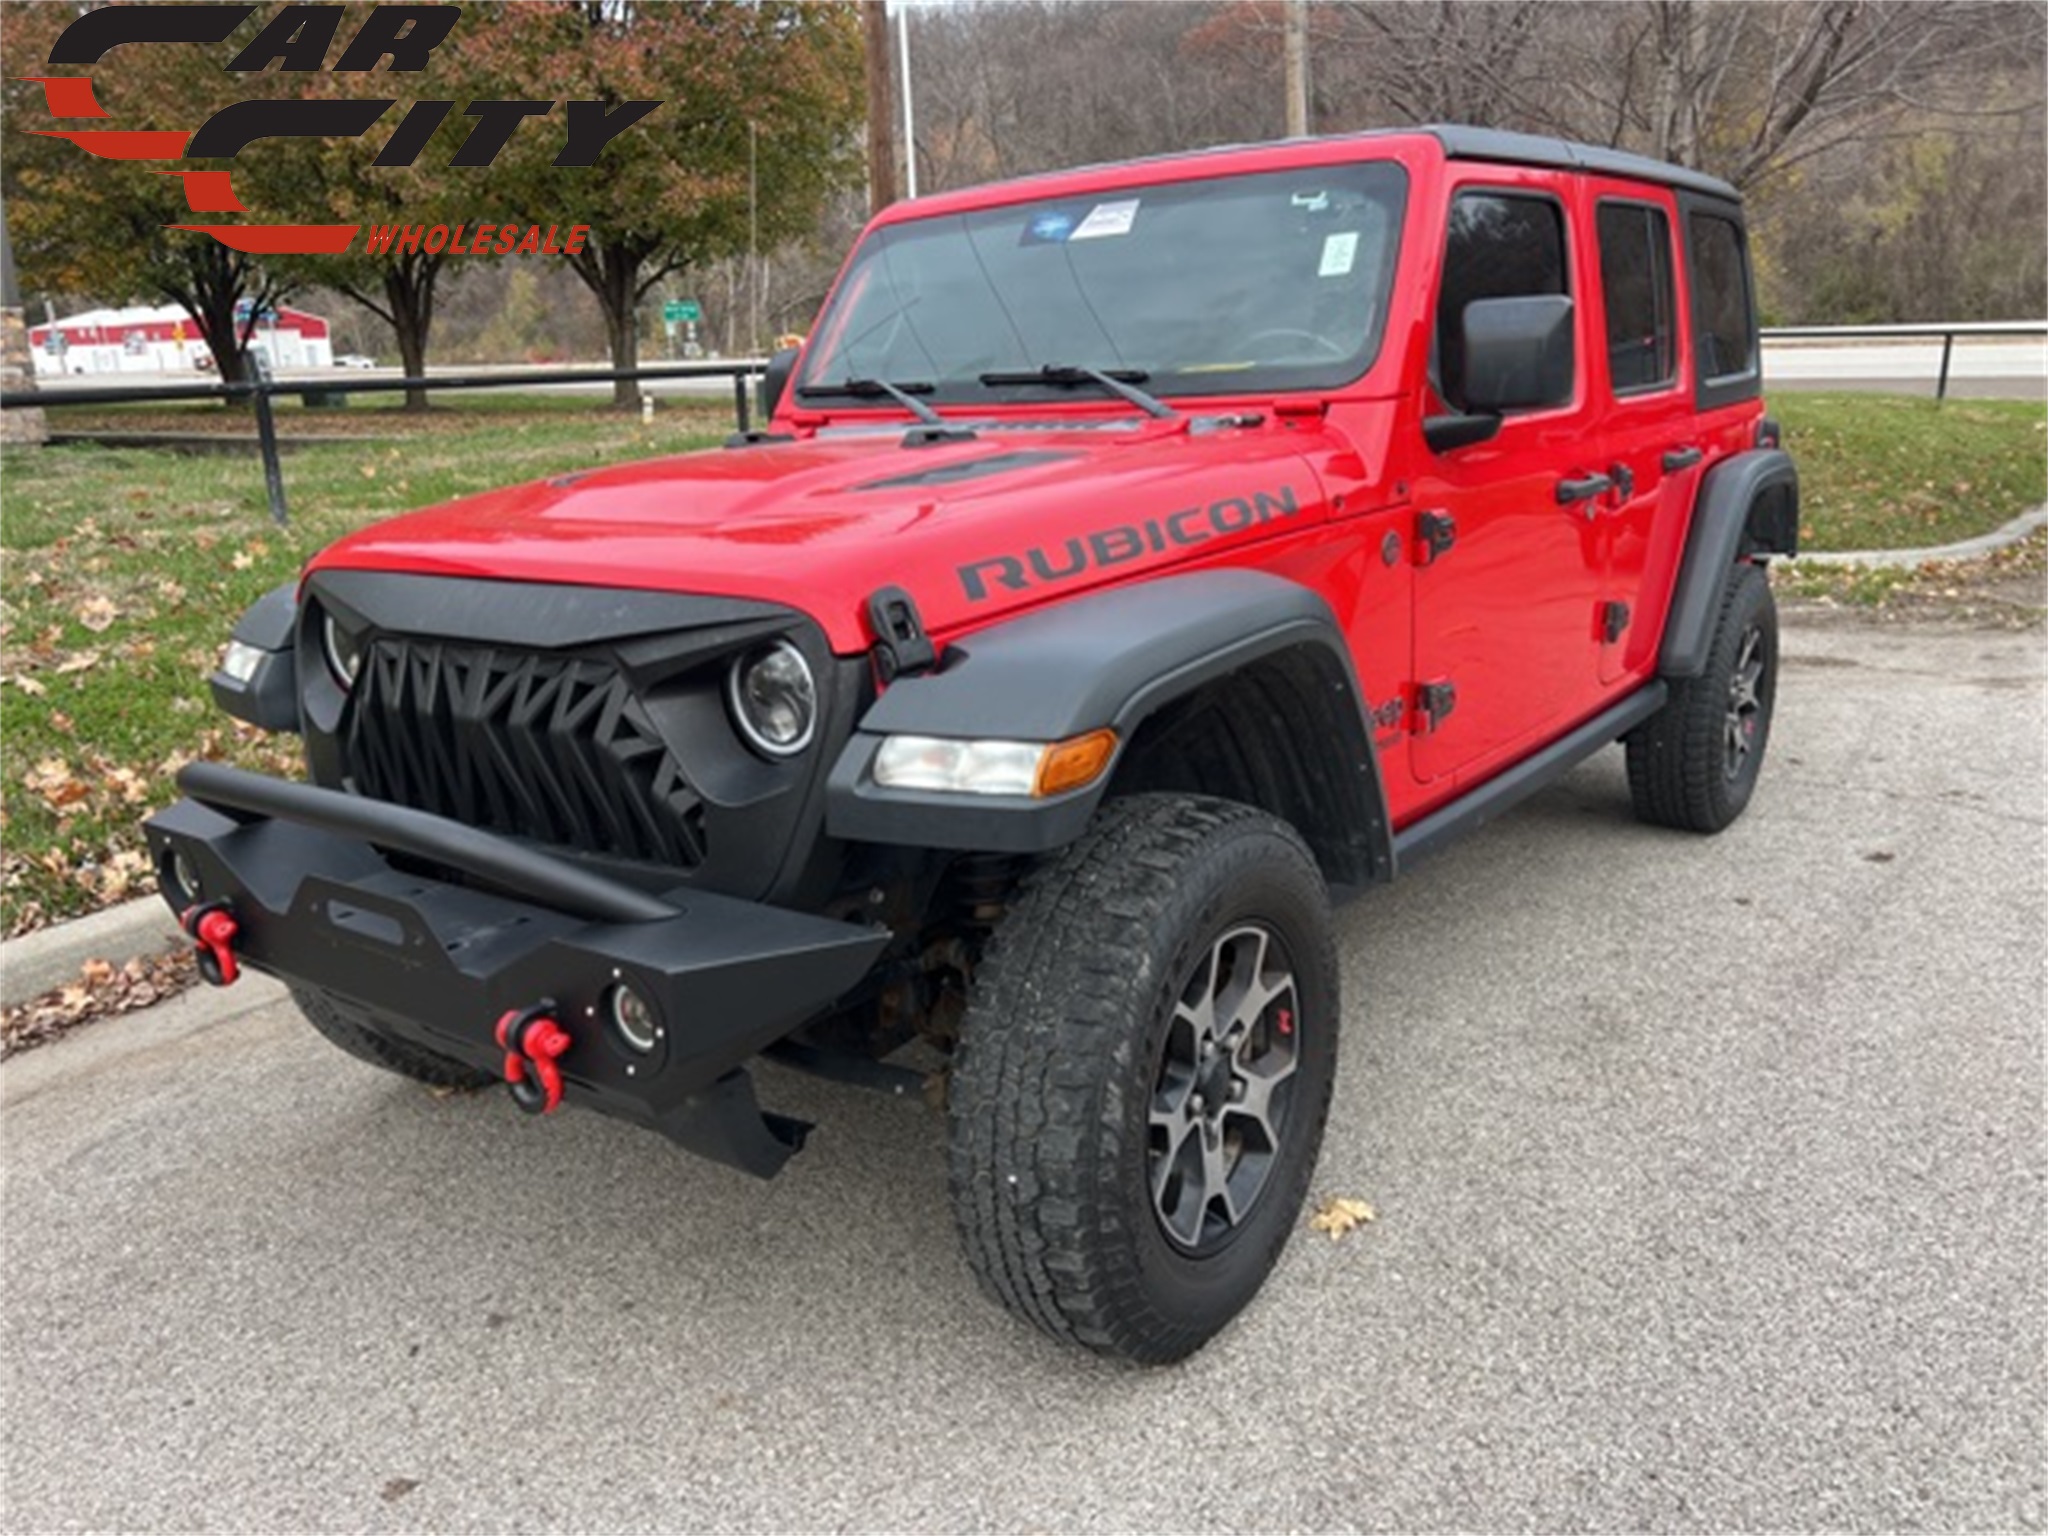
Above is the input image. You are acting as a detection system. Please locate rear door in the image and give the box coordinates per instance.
[1409,171,1608,786]
[1584,183,1691,685]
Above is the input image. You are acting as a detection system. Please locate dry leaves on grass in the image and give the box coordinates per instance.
[20,753,157,818]
[1,948,196,1058]
[23,757,91,815]
[75,595,119,633]
[1309,1195,1378,1239]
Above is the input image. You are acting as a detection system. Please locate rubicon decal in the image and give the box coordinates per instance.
[957,485,1304,601]
[21,4,659,256]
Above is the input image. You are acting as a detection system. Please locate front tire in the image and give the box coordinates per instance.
[1627,560,1778,833]
[290,983,495,1090]
[947,794,1340,1364]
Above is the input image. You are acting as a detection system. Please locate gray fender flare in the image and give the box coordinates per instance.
[826,570,1392,881]
[1660,448,1798,679]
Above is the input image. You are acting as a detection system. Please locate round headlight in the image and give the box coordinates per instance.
[322,612,364,690]
[605,983,660,1054]
[726,640,816,757]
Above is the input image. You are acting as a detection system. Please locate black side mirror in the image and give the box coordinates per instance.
[1462,294,1573,412]
[1423,294,1574,454]
[757,345,801,422]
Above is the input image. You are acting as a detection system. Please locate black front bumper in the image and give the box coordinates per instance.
[145,764,889,1177]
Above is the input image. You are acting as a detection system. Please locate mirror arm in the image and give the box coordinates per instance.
[1423,412,1503,453]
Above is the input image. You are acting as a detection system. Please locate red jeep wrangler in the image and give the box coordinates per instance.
[149,126,1796,1363]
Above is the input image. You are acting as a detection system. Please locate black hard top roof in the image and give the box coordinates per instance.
[1424,126,1741,202]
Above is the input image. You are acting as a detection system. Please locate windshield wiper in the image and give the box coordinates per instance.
[795,377,944,426]
[977,364,1177,421]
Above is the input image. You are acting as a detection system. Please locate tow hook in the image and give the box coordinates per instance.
[181,900,241,987]
[495,1003,571,1116]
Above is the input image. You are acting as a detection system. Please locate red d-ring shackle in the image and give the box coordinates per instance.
[181,900,240,987]
[495,1004,571,1115]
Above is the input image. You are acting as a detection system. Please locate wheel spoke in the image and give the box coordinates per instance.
[1152,1118,1207,1247]
[1227,1053,1297,1147]
[1147,922,1303,1253]
[1201,1129,1239,1228]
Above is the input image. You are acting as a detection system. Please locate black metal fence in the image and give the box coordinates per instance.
[0,359,768,526]
[6,322,2045,523]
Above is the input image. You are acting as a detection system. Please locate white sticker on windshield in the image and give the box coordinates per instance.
[1070,199,1140,240]
[1319,231,1360,277]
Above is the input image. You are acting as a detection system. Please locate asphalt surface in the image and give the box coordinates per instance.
[3,617,2042,1531]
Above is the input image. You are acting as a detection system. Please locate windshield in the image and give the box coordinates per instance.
[799,161,1409,405]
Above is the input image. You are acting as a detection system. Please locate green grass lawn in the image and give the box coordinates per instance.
[1,390,2042,935]
[1773,393,2045,552]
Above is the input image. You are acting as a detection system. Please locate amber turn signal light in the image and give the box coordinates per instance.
[1034,728,1118,797]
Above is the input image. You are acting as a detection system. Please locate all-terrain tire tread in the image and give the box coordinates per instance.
[1627,561,1776,833]
[290,983,495,1089]
[946,792,1336,1363]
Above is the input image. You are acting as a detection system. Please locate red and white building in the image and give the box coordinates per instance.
[29,303,334,376]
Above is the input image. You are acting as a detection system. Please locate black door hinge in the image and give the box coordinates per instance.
[867,585,937,682]
[1416,509,1456,565]
[1414,679,1457,732]
[1601,600,1631,643]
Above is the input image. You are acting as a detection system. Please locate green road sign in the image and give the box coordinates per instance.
[663,299,701,324]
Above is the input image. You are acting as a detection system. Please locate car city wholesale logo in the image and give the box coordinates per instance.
[21,3,660,255]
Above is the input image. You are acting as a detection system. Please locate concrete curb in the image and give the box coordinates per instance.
[0,897,182,1009]
[1785,504,2048,568]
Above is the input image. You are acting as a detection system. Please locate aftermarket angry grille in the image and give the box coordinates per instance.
[345,640,707,868]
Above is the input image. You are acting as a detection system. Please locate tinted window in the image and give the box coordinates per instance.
[1597,202,1676,392]
[1436,192,1569,410]
[1688,212,1755,380]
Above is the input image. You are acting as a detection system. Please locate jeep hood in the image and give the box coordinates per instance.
[310,421,1353,653]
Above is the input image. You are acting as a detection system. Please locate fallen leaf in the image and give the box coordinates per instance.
[8,675,47,696]
[230,551,255,571]
[76,596,118,633]
[53,651,101,675]
[1309,1195,1377,1239]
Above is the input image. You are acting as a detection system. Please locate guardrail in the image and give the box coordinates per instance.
[1761,321,2048,401]
[0,359,769,526]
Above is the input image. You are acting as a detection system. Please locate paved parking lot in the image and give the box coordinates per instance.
[3,615,2041,1531]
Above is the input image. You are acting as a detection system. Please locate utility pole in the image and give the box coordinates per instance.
[899,2,918,198]
[1283,0,1310,138]
[862,0,899,215]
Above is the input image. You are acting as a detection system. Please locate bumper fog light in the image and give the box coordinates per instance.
[606,982,661,1054]
[162,847,203,904]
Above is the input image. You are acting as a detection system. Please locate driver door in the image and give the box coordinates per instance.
[1408,173,1610,787]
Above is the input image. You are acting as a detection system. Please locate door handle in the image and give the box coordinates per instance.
[1556,472,1613,506]
[1661,445,1703,472]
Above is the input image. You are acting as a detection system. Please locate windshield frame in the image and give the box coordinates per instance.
[798,158,1411,409]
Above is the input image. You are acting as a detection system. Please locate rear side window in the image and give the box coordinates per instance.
[1436,192,1569,410]
[1687,211,1756,381]
[1597,202,1676,393]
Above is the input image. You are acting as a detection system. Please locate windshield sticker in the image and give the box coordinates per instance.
[1318,231,1359,277]
[1070,199,1140,240]
[1291,190,1331,213]
[1021,210,1077,245]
